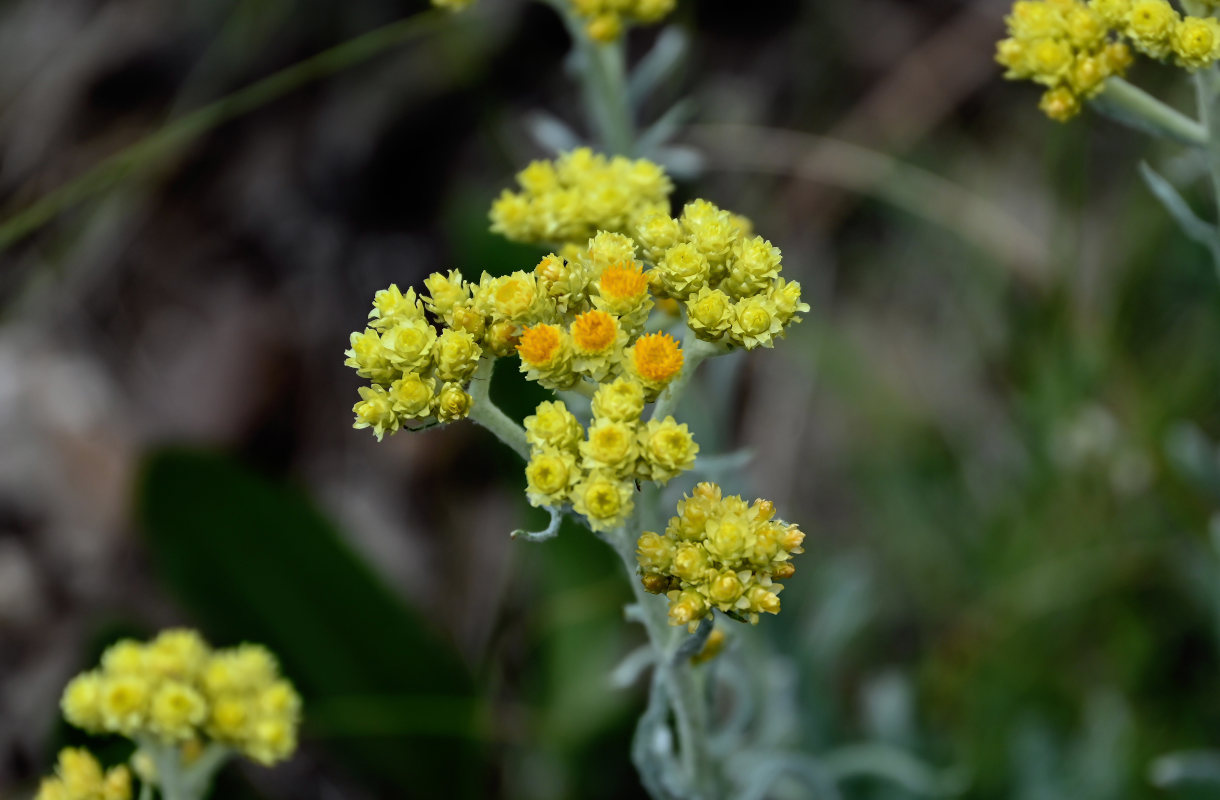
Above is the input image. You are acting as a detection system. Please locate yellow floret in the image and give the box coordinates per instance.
[686,286,734,341]
[435,382,474,423]
[517,323,577,390]
[729,296,785,350]
[525,401,584,451]
[433,328,483,383]
[388,372,436,420]
[638,416,699,483]
[1172,15,1220,69]
[353,385,399,440]
[525,447,579,507]
[99,674,150,735]
[1039,85,1082,120]
[477,271,551,325]
[369,284,425,329]
[61,672,105,732]
[150,681,208,741]
[591,377,646,422]
[627,332,684,398]
[344,328,395,385]
[422,270,471,321]
[145,629,210,681]
[633,212,683,264]
[245,717,298,766]
[570,471,635,532]
[1125,0,1179,58]
[653,242,711,299]
[581,418,641,476]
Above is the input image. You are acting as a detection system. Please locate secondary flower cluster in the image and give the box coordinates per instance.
[636,482,805,627]
[60,630,302,767]
[565,0,678,41]
[346,283,481,441]
[632,200,808,350]
[490,148,672,246]
[997,0,1220,120]
[524,379,698,531]
[35,749,131,800]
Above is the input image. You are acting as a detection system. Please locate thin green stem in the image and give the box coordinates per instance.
[1091,77,1207,147]
[543,0,634,154]
[607,517,717,799]
[0,10,450,253]
[1193,68,1220,276]
[467,358,531,459]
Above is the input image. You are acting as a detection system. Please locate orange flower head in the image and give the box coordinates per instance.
[518,324,563,367]
[631,332,683,383]
[598,262,649,301]
[571,310,619,353]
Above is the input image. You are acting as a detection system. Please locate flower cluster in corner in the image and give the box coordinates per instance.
[636,482,805,627]
[997,0,1220,121]
[59,630,302,769]
[35,749,131,800]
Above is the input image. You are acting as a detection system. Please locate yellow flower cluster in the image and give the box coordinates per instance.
[636,482,805,626]
[346,281,481,440]
[350,151,809,547]
[636,200,809,351]
[490,148,672,246]
[998,0,1220,121]
[35,749,131,800]
[524,378,699,531]
[565,0,678,42]
[60,630,302,767]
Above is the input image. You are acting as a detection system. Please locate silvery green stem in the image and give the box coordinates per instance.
[141,741,230,800]
[1193,67,1220,275]
[542,0,635,154]
[607,515,719,799]
[1091,77,1207,147]
[467,358,530,459]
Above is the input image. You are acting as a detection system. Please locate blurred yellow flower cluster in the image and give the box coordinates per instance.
[35,749,131,800]
[490,148,672,245]
[524,379,698,531]
[997,0,1220,121]
[565,0,678,42]
[637,482,805,626]
[61,630,301,767]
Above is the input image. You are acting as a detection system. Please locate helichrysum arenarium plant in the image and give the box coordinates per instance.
[38,630,301,800]
[345,0,821,794]
[997,0,1220,275]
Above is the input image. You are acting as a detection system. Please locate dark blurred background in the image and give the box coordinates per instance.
[5,0,1220,797]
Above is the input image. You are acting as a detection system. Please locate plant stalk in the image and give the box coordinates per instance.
[1193,67,1220,276]
[1091,77,1207,147]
